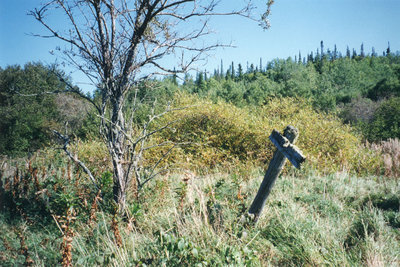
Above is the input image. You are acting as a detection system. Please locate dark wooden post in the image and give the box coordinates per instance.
[248,125,305,221]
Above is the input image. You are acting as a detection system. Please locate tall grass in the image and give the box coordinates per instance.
[65,169,399,266]
[370,138,400,177]
[3,158,398,266]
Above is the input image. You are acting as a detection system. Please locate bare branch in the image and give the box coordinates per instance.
[53,130,100,190]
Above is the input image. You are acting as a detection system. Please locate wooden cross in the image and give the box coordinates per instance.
[248,125,306,222]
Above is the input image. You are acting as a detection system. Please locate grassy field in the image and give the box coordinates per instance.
[1,161,399,266]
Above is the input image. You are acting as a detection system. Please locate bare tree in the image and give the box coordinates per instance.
[30,0,273,211]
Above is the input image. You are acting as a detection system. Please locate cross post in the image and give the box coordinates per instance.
[248,125,306,222]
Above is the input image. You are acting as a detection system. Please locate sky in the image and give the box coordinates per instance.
[1,0,400,92]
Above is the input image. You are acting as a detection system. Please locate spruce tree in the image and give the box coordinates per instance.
[316,48,320,62]
[371,47,377,57]
[249,63,255,73]
[238,63,243,79]
[213,69,219,78]
[387,42,391,56]
[320,40,324,57]
[326,48,332,61]
[352,48,357,59]
[346,46,351,58]
[360,43,365,58]
[172,67,178,85]
[333,45,338,60]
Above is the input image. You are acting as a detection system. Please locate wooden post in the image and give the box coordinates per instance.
[248,125,305,221]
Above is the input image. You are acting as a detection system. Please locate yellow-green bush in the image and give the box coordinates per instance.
[149,93,382,174]
[258,97,382,174]
[56,93,381,177]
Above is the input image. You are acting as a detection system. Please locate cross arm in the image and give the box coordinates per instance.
[269,129,306,169]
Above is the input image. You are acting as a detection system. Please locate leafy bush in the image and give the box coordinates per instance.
[152,93,381,175]
[0,63,62,155]
[367,76,400,100]
[364,97,400,141]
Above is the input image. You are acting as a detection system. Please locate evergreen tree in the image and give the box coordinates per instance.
[360,43,365,58]
[387,42,391,56]
[213,69,219,79]
[220,59,224,77]
[195,71,206,93]
[326,48,332,61]
[249,63,255,73]
[237,63,243,79]
[183,72,194,86]
[298,51,302,64]
[231,61,235,79]
[371,47,377,57]
[196,71,203,86]
[320,40,324,57]
[172,67,178,85]
[346,46,351,58]
[333,44,338,60]
[352,48,357,59]
[225,66,231,80]
[260,57,263,72]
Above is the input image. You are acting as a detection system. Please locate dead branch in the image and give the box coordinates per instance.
[53,130,100,191]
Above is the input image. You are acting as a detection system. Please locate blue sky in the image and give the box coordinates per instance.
[1,0,400,92]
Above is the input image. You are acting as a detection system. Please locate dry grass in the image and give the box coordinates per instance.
[370,138,400,177]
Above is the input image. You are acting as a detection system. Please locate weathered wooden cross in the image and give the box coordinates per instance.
[248,125,306,222]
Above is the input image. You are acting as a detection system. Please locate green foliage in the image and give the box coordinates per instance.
[0,63,63,155]
[151,232,207,266]
[189,54,400,113]
[367,76,400,100]
[0,63,95,156]
[365,97,400,141]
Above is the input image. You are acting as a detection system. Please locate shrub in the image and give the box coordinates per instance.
[365,97,400,141]
[152,93,381,175]
[340,97,380,124]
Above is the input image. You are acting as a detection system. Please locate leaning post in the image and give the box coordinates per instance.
[248,125,306,222]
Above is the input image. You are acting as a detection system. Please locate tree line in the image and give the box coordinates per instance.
[180,42,400,141]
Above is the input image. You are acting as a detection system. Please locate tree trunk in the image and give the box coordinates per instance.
[110,94,129,211]
[112,156,127,210]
